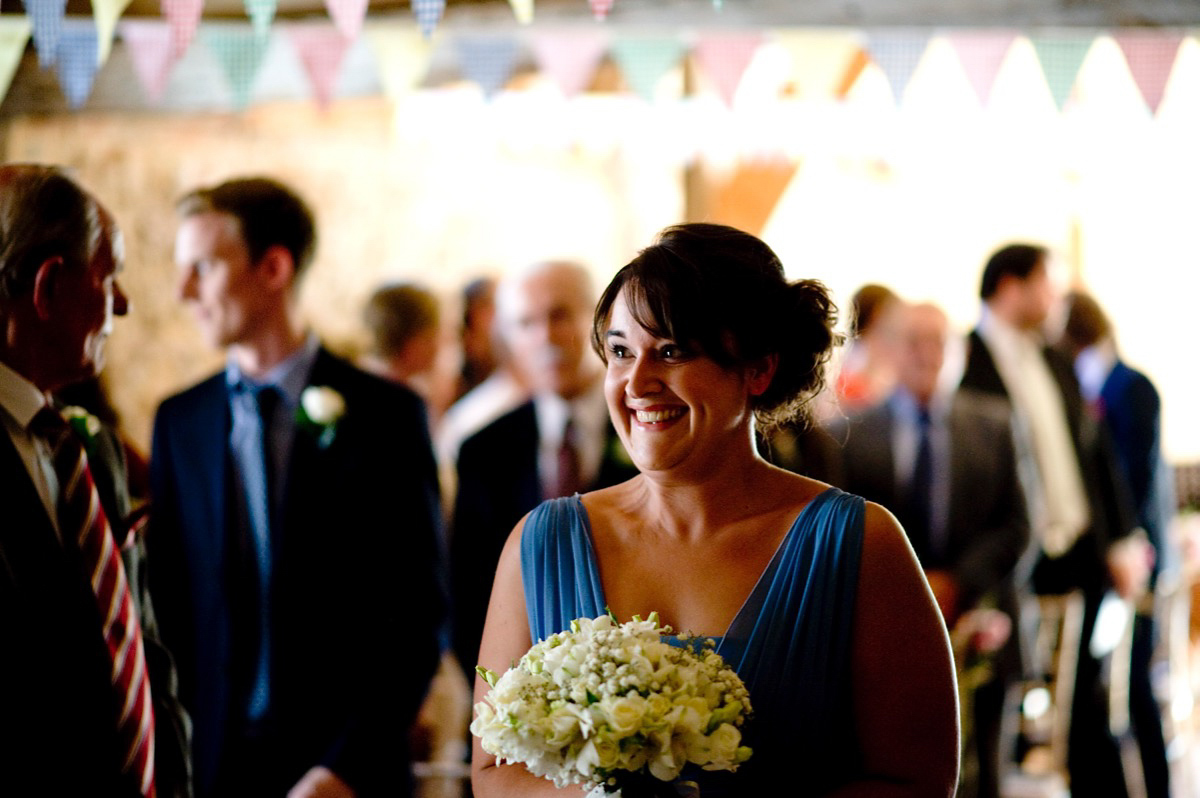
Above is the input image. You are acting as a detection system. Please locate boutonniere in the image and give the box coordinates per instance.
[60,405,103,454]
[297,386,346,449]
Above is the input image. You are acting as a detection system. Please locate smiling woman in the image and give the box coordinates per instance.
[471,222,961,798]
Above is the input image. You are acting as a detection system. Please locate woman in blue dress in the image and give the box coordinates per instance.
[472,224,959,797]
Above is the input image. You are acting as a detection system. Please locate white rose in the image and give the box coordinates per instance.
[702,723,742,769]
[600,694,647,737]
[301,386,346,425]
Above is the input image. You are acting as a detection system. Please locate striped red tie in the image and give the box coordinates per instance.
[31,406,157,798]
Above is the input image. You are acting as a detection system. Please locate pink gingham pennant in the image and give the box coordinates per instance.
[1114,31,1184,114]
[288,23,351,108]
[323,0,368,42]
[160,0,204,58]
[692,32,764,107]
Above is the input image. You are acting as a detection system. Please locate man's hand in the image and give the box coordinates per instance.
[288,767,356,798]
[1106,532,1154,600]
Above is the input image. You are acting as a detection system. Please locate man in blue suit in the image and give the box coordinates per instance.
[149,177,445,798]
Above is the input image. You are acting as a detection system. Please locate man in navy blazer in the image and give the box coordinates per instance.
[450,261,638,683]
[149,177,444,798]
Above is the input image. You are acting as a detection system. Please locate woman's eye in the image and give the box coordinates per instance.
[661,345,686,360]
[609,344,630,359]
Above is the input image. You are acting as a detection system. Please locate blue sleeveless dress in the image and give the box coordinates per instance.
[521,488,866,796]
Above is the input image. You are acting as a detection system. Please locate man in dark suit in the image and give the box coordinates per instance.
[1059,290,1171,798]
[960,244,1150,797]
[0,164,189,797]
[149,177,444,798]
[450,261,638,681]
[828,301,1030,798]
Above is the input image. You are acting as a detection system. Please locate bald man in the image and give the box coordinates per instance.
[449,261,638,682]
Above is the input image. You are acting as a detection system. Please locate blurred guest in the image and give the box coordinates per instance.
[832,282,902,415]
[0,164,189,797]
[1058,289,1172,798]
[449,260,638,683]
[150,176,444,798]
[457,276,500,399]
[960,244,1149,797]
[359,281,458,420]
[828,301,1030,798]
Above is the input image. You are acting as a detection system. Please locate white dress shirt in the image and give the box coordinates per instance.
[535,378,609,499]
[978,309,1089,556]
[0,360,60,538]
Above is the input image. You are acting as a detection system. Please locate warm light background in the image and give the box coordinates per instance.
[7,32,1198,463]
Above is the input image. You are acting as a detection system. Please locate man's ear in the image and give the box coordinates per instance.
[257,245,297,291]
[31,256,65,321]
[747,353,779,397]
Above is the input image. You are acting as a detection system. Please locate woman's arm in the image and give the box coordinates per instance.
[469,516,589,797]
[830,502,960,797]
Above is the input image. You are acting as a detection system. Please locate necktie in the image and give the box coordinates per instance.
[551,416,582,499]
[236,382,277,721]
[902,407,934,563]
[30,406,157,798]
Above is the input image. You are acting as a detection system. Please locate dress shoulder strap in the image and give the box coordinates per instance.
[520,496,607,643]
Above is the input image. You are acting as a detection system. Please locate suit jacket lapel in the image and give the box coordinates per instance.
[179,377,230,570]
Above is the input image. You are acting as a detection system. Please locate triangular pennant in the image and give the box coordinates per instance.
[453,34,520,99]
[363,21,433,101]
[610,36,687,102]
[119,19,176,102]
[865,30,931,103]
[1113,31,1184,114]
[161,0,205,59]
[0,16,33,103]
[508,0,534,25]
[692,32,764,107]
[946,30,1016,106]
[55,20,100,108]
[323,0,368,42]
[27,0,69,67]
[1030,34,1094,110]
[412,0,445,38]
[530,29,608,97]
[590,0,614,21]
[201,26,271,109]
[287,23,350,108]
[772,28,862,99]
[91,0,132,66]
[245,0,277,40]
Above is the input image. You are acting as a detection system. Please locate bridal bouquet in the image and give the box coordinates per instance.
[471,612,752,796]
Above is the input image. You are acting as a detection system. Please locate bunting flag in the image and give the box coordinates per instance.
[55,20,100,108]
[27,0,69,67]
[363,21,434,102]
[530,29,608,97]
[865,29,931,103]
[1030,34,1094,110]
[1113,31,1185,114]
[610,36,688,102]
[692,32,764,107]
[590,0,614,21]
[772,28,863,99]
[508,0,534,25]
[201,25,271,109]
[91,0,131,66]
[946,30,1016,106]
[453,34,520,99]
[161,0,205,58]
[412,0,444,38]
[245,0,277,40]
[287,23,351,108]
[324,0,368,42]
[119,19,176,102]
[0,16,32,104]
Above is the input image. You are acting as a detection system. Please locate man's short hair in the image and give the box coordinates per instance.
[176,176,317,278]
[979,243,1047,301]
[363,282,440,358]
[0,164,100,304]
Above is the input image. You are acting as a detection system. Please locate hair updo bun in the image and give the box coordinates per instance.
[592,223,842,431]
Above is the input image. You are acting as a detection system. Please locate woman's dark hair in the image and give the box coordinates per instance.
[848,283,898,338]
[592,223,840,431]
[1060,290,1112,356]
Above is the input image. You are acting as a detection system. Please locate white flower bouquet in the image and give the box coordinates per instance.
[471,612,753,797]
